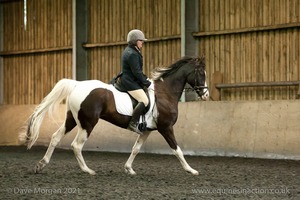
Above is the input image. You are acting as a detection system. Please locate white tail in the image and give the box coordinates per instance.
[19,79,78,149]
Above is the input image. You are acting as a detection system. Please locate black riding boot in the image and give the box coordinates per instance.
[127,102,145,134]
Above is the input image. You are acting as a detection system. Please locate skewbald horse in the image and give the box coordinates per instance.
[19,56,209,175]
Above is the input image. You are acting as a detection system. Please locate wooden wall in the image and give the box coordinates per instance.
[1,0,72,104]
[196,0,300,100]
[0,0,181,104]
[87,0,181,83]
[1,0,300,104]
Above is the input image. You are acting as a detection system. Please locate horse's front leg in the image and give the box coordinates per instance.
[173,145,199,175]
[159,127,199,175]
[125,131,150,175]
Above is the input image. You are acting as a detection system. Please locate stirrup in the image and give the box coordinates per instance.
[127,123,143,135]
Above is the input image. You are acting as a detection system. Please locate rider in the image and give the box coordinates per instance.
[118,29,151,134]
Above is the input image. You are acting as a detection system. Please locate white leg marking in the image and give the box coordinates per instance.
[35,125,66,173]
[173,146,199,175]
[71,129,96,175]
[125,132,150,175]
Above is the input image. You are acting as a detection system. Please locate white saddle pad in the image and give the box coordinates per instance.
[106,82,157,129]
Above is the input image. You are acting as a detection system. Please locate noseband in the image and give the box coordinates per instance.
[185,67,208,98]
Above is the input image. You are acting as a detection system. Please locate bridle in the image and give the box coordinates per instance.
[185,67,209,99]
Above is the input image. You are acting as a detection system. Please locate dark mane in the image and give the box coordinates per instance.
[151,56,205,80]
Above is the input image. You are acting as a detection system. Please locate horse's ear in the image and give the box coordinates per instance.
[200,55,205,62]
[199,55,205,67]
[194,55,205,65]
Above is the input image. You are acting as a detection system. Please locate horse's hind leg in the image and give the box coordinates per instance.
[71,128,96,175]
[34,125,66,173]
[35,111,76,173]
[124,131,150,175]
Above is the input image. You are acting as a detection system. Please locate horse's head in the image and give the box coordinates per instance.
[152,56,209,101]
[186,57,209,100]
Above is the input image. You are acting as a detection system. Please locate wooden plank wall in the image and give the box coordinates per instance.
[1,0,181,104]
[87,0,181,83]
[3,0,298,103]
[196,0,300,100]
[1,0,72,104]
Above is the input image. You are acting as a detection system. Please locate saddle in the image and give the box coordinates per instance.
[109,73,152,131]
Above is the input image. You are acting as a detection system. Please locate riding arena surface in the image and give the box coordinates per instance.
[0,146,299,200]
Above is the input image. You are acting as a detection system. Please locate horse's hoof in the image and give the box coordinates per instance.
[193,171,199,176]
[89,171,96,175]
[80,166,96,175]
[125,167,137,175]
[85,169,96,175]
[34,163,43,174]
[190,170,199,176]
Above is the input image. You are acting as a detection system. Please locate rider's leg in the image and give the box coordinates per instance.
[127,89,149,134]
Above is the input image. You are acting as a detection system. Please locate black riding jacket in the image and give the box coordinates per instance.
[118,45,151,91]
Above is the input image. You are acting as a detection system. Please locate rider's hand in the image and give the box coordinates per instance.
[148,81,154,90]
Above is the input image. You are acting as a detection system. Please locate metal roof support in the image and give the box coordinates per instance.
[72,0,88,81]
[181,0,200,102]
[0,4,3,104]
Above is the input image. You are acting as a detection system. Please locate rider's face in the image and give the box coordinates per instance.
[137,40,144,49]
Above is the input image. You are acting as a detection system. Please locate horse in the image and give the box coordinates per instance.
[19,56,209,176]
